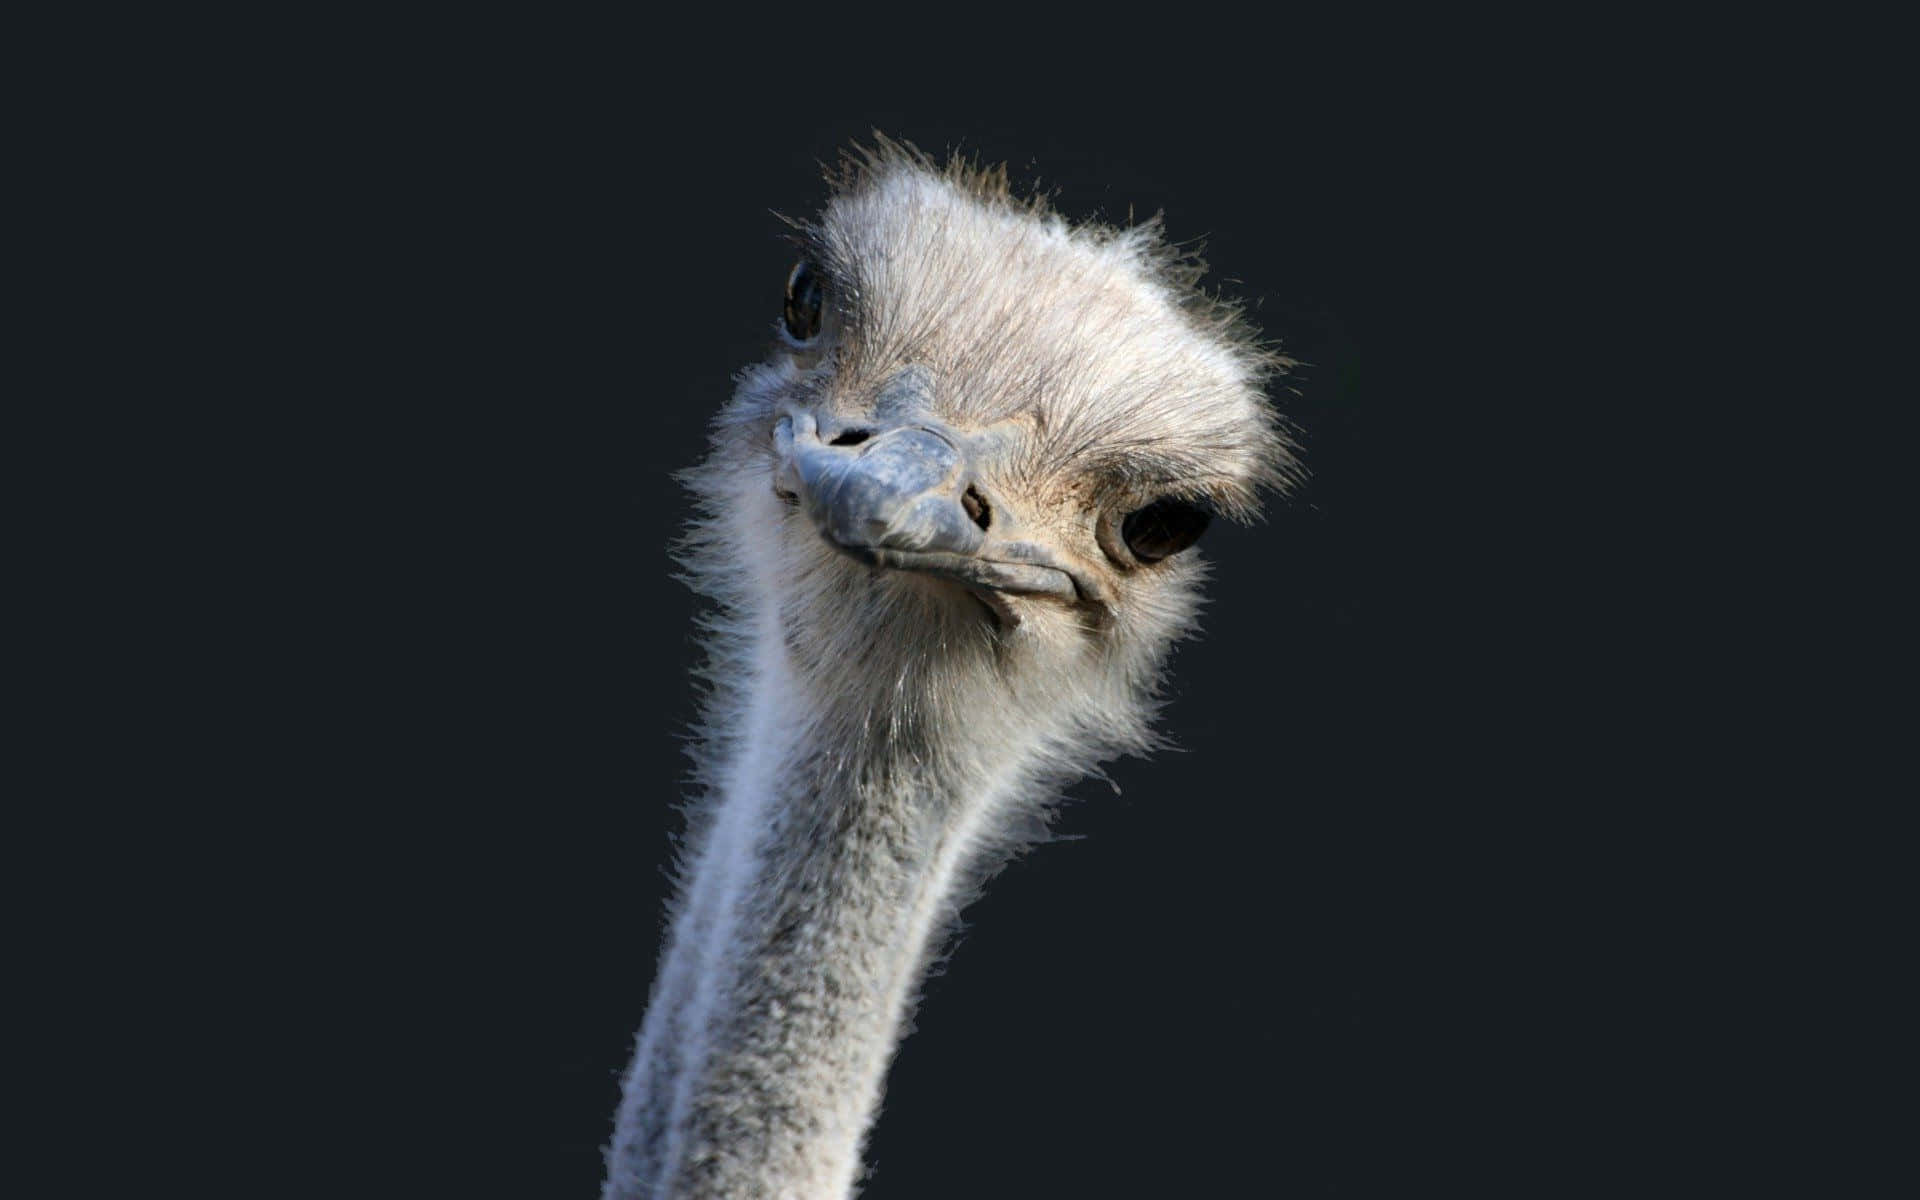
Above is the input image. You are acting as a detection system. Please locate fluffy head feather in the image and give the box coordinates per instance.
[682,140,1297,802]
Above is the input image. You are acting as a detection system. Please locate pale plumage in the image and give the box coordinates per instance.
[604,142,1296,1199]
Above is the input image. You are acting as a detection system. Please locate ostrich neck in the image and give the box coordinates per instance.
[606,650,1035,1199]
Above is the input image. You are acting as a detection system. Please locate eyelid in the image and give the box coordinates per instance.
[777,320,826,350]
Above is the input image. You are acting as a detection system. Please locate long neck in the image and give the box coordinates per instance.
[605,653,1035,1199]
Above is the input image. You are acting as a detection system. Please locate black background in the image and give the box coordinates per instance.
[155,30,1677,1198]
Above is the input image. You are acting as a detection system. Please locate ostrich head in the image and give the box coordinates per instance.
[686,142,1295,802]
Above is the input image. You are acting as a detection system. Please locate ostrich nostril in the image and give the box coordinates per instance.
[830,429,871,447]
[962,486,991,532]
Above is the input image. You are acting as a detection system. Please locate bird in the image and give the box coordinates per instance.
[603,140,1297,1200]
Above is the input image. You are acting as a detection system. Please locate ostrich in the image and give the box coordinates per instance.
[604,143,1296,1199]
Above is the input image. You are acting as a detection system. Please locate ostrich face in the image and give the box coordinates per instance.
[706,153,1292,728]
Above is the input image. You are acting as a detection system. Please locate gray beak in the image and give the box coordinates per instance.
[773,411,1093,617]
[775,411,985,557]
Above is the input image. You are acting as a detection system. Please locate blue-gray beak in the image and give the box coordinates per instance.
[773,411,1091,617]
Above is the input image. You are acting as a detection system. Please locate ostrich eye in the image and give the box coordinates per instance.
[1122,499,1211,563]
[783,261,824,342]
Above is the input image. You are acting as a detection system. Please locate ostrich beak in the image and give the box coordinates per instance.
[773,411,1090,619]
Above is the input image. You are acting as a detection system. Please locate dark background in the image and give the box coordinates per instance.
[148,32,1678,1198]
